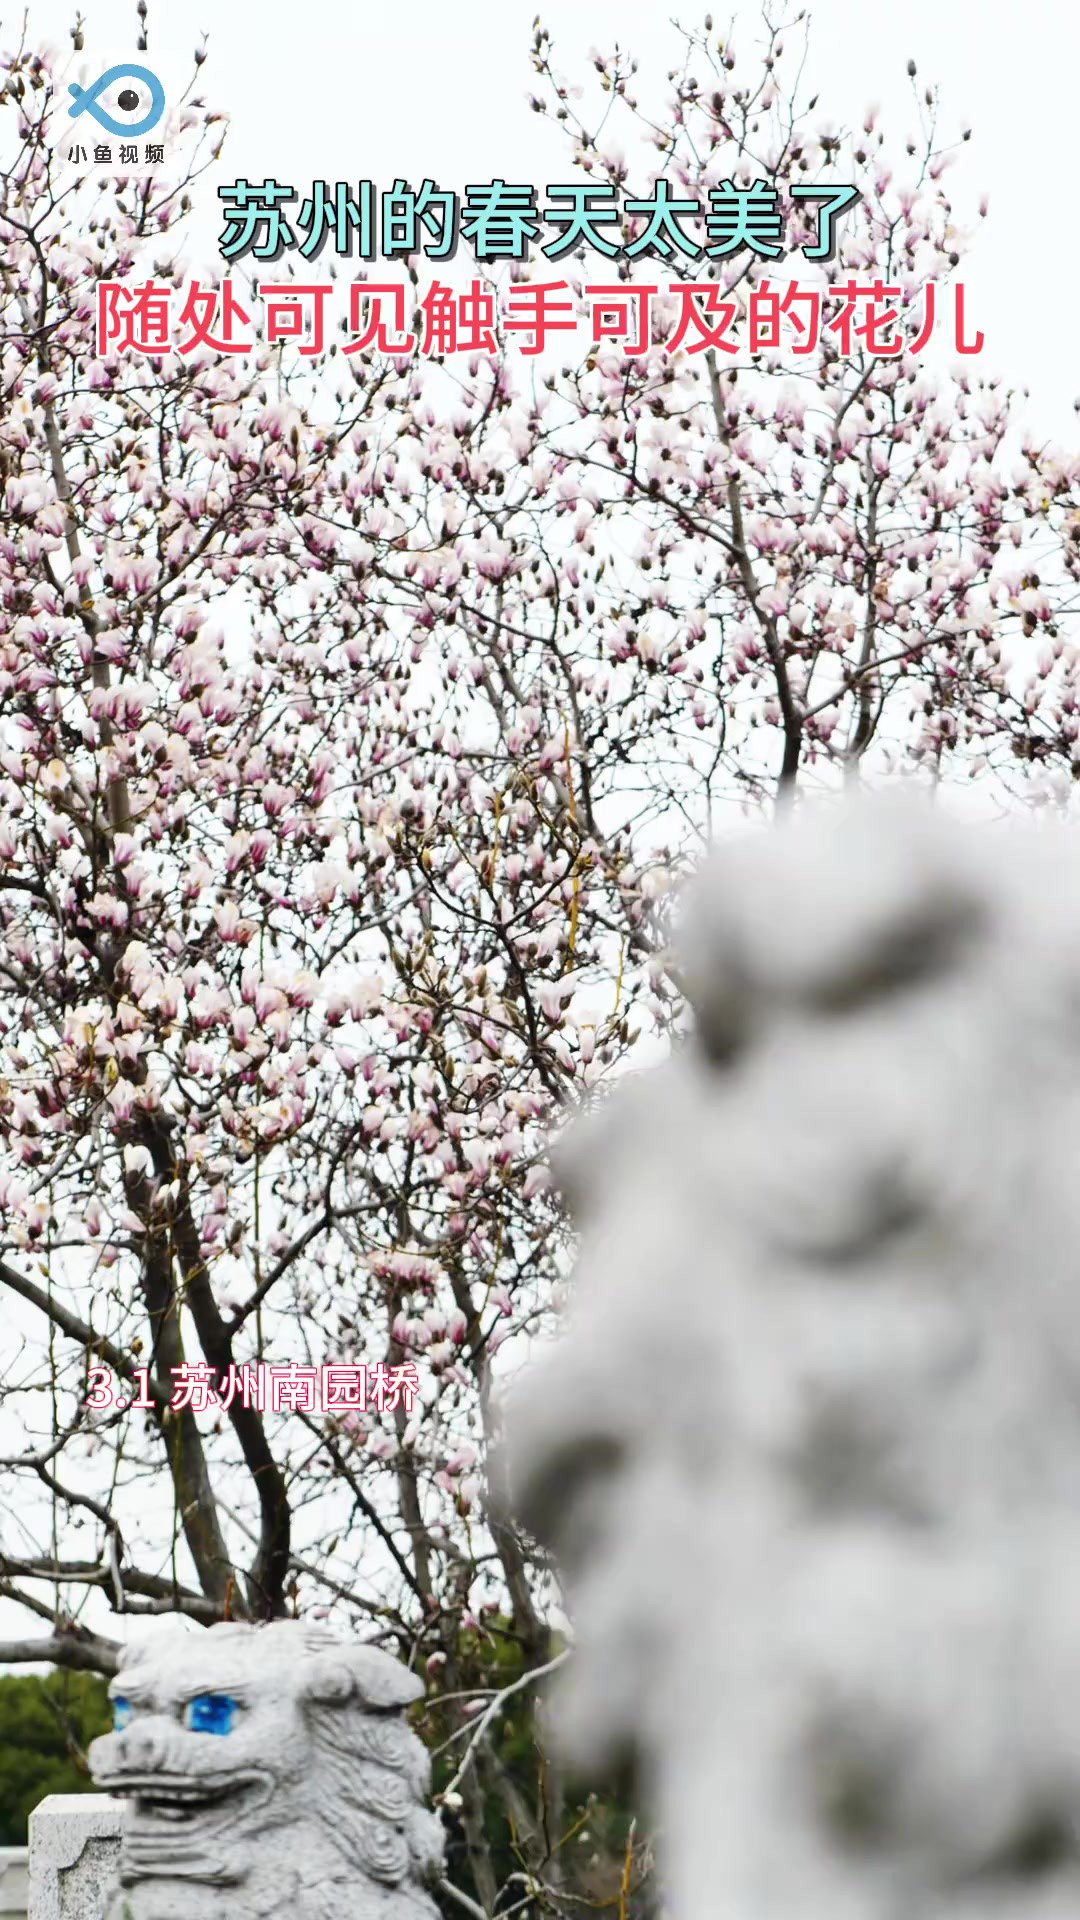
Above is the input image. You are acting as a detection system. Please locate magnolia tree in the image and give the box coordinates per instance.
[1,8,1079,1917]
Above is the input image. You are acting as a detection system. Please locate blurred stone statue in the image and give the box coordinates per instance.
[88,1620,443,1920]
[504,793,1080,1920]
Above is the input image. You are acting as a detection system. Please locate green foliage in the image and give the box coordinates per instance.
[419,1620,647,1915]
[0,1669,112,1844]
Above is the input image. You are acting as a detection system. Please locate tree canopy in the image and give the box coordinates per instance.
[1,10,1078,1914]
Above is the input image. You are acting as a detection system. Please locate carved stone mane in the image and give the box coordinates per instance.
[89,1619,443,1920]
[504,795,1080,1919]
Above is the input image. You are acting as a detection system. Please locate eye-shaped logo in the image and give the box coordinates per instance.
[67,63,165,139]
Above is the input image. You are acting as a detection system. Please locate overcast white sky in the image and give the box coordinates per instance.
[21,0,1080,437]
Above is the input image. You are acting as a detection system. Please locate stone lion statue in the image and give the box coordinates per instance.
[88,1619,443,1920]
[502,794,1080,1920]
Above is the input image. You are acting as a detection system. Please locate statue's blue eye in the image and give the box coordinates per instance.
[112,1697,133,1731]
[185,1693,237,1736]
